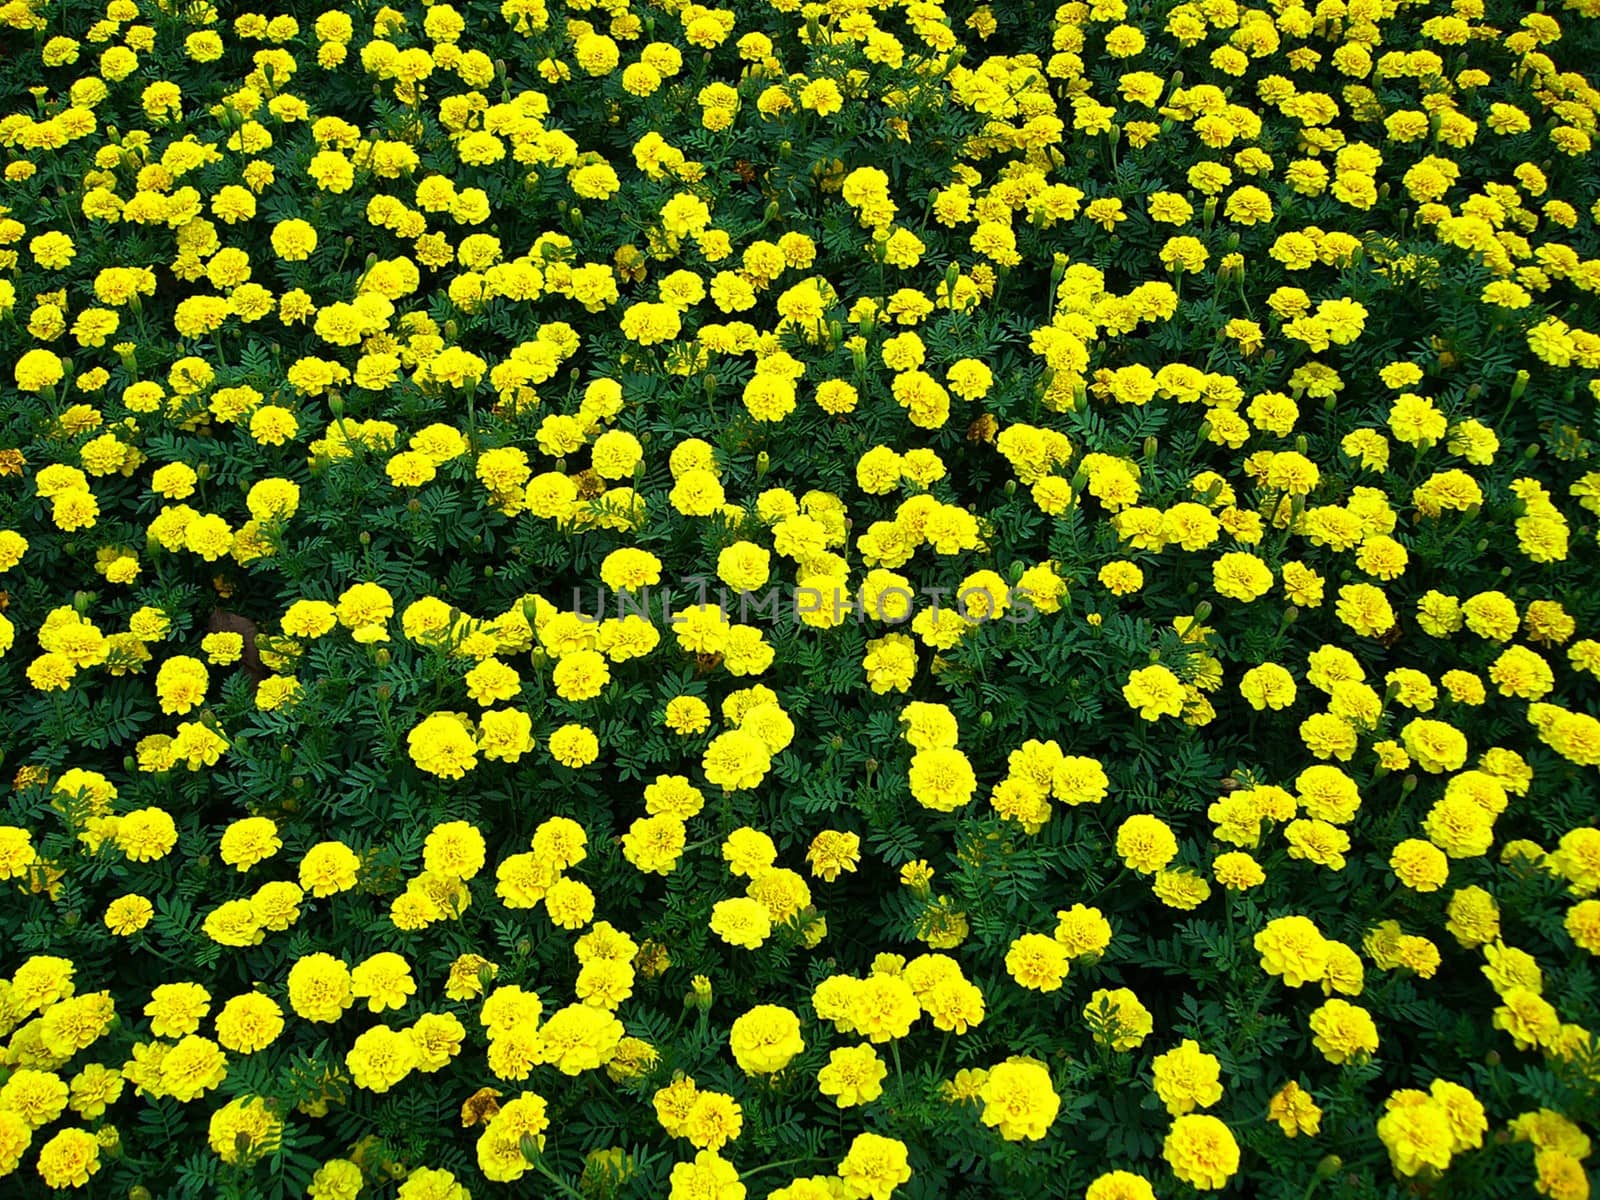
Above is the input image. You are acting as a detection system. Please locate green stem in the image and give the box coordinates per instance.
[533,1159,585,1200]
[740,1156,819,1182]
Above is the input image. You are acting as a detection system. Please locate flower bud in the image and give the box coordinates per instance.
[685,974,713,1011]
[1511,369,1529,400]
[1049,253,1068,295]
[755,450,770,478]
[1316,1156,1343,1179]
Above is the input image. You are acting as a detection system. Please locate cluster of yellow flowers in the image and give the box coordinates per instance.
[2,0,1600,1196]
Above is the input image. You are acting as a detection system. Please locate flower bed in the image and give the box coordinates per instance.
[1,0,1599,1197]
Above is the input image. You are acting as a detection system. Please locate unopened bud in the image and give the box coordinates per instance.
[1316,1156,1343,1179]
[685,974,713,1011]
